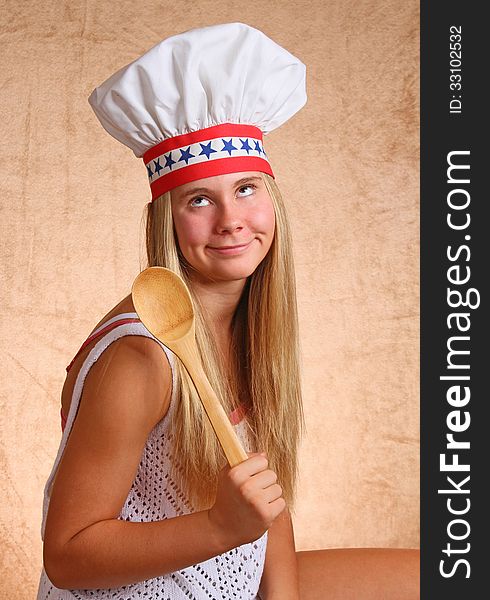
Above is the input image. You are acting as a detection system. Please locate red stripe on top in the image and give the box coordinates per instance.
[143,123,263,162]
[60,407,67,432]
[66,318,141,373]
[229,403,248,426]
[149,156,274,200]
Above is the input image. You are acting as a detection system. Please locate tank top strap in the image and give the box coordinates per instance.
[65,312,141,373]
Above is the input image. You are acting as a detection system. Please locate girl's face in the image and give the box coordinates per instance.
[170,171,275,284]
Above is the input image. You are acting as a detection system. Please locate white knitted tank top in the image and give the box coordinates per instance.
[37,313,268,599]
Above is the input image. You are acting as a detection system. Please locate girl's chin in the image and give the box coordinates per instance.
[190,262,260,283]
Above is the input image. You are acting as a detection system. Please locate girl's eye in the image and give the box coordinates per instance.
[189,184,256,207]
[237,184,255,197]
[190,196,210,207]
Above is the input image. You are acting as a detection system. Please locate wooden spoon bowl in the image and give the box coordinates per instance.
[132,266,194,342]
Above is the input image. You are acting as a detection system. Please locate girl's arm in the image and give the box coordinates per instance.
[258,507,300,600]
[43,335,284,590]
[43,336,231,589]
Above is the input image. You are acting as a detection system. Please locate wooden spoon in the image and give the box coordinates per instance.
[131,266,248,467]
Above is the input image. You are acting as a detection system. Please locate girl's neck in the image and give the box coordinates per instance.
[189,275,248,335]
[190,275,250,409]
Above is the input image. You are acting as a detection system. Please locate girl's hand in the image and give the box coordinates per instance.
[207,453,286,548]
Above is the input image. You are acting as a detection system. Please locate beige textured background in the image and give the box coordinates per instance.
[0,0,419,595]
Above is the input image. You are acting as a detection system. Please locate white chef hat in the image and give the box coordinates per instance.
[88,22,306,200]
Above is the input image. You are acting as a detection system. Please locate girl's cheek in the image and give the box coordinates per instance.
[254,204,275,232]
[180,217,207,245]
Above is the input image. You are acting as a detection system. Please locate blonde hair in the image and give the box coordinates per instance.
[143,173,305,513]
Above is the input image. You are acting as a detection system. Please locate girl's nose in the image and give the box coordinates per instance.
[215,200,244,234]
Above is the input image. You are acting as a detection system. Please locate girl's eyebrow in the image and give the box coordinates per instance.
[179,176,262,200]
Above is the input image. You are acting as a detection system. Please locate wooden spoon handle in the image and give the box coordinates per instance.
[171,338,248,467]
[189,363,249,467]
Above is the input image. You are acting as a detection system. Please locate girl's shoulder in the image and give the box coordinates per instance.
[61,293,171,423]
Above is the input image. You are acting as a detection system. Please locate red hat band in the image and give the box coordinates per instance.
[142,123,274,200]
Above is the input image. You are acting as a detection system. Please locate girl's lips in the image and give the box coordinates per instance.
[207,240,254,255]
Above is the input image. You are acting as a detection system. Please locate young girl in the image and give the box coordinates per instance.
[37,23,306,599]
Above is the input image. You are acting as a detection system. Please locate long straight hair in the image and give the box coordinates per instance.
[143,173,305,513]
